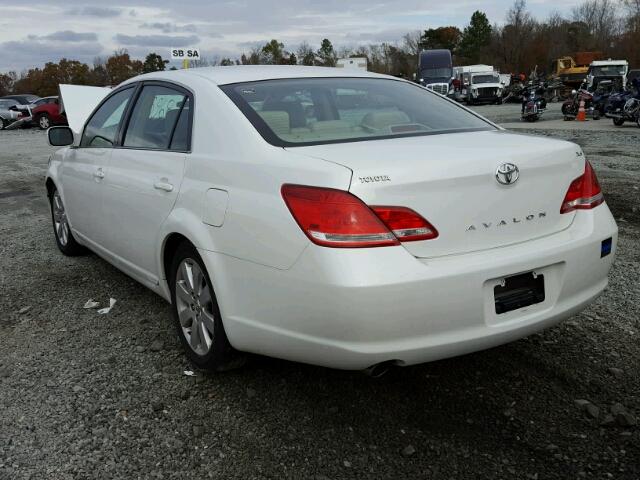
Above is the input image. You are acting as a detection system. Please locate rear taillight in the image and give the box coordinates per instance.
[560,161,604,214]
[371,206,438,242]
[281,185,438,248]
[281,185,398,248]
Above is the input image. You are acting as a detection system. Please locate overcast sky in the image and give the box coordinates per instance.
[0,0,582,72]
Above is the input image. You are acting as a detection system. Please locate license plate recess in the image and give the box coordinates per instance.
[494,272,545,314]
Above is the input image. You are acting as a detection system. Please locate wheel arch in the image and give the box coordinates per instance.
[45,176,57,199]
[161,232,193,290]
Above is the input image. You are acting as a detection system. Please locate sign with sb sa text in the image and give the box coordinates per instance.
[170,48,201,60]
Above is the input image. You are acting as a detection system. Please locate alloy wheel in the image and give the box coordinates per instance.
[52,191,69,246]
[175,258,216,356]
[39,115,50,129]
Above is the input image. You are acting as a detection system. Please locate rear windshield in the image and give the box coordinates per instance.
[221,77,494,147]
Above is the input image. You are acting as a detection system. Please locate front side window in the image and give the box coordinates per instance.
[81,88,134,148]
[123,85,189,150]
[222,78,493,147]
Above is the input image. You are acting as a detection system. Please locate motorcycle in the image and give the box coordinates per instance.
[591,80,615,120]
[561,81,593,120]
[604,78,640,127]
[521,83,547,122]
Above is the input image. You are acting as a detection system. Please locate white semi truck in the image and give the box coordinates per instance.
[453,65,504,104]
[586,60,629,91]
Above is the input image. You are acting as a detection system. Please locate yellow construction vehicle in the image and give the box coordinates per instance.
[552,52,603,87]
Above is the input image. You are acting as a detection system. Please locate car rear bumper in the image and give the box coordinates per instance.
[202,205,617,370]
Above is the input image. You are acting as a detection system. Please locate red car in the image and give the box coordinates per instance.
[31,96,67,129]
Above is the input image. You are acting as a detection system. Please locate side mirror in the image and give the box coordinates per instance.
[48,126,74,147]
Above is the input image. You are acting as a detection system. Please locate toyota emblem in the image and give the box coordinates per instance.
[496,163,519,185]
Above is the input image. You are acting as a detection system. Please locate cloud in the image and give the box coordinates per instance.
[68,6,122,17]
[113,34,200,47]
[0,0,582,72]
[28,31,98,42]
[0,39,103,71]
[140,22,198,34]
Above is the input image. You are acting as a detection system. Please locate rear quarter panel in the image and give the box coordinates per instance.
[157,76,352,284]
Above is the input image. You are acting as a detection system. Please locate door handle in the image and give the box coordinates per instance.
[93,168,105,179]
[154,181,174,192]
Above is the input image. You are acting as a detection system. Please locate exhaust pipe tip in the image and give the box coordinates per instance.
[362,361,395,378]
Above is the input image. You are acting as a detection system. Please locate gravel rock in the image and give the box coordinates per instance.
[610,403,627,417]
[18,306,31,314]
[585,404,600,419]
[607,367,624,379]
[600,414,616,427]
[615,412,637,427]
[574,399,600,418]
[150,339,163,352]
[401,445,416,457]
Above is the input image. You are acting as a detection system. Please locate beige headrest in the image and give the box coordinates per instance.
[257,110,290,135]
[361,111,411,130]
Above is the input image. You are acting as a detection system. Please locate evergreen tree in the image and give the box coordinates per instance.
[317,39,336,66]
[458,11,492,62]
[142,53,168,73]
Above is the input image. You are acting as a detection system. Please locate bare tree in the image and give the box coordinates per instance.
[500,0,537,72]
[296,42,316,66]
[571,0,620,52]
[622,0,640,32]
[402,30,422,57]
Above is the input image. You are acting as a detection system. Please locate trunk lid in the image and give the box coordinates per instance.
[288,130,584,258]
[58,84,112,136]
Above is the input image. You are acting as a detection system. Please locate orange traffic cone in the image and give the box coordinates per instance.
[576,99,587,121]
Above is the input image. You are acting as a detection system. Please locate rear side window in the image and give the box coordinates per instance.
[169,97,191,151]
[221,77,494,147]
[123,85,189,150]
[81,88,134,148]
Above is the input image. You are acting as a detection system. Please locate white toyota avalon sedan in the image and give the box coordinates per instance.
[45,66,617,373]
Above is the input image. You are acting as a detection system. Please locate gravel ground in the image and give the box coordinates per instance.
[1,111,639,479]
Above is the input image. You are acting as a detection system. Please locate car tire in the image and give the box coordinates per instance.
[0,118,6,130]
[613,118,625,126]
[49,187,86,256]
[38,113,51,130]
[169,242,245,371]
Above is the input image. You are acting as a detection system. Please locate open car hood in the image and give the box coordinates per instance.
[59,84,112,135]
